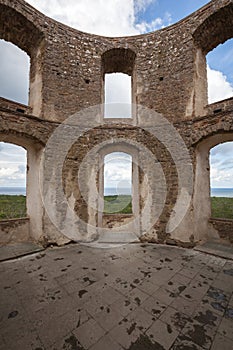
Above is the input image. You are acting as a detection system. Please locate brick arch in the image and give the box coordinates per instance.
[0,112,52,146]
[190,115,233,147]
[102,48,136,75]
[204,133,233,153]
[0,3,44,55]
[193,3,233,54]
[0,130,45,150]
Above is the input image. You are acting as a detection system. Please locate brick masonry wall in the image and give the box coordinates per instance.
[0,0,233,245]
[1,0,232,122]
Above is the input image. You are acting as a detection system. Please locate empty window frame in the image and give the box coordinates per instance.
[210,141,233,219]
[0,142,27,220]
[104,73,132,118]
[207,39,233,104]
[0,40,30,105]
[103,152,132,214]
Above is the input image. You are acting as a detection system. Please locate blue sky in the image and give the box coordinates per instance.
[0,0,233,188]
[207,39,233,86]
[135,0,208,24]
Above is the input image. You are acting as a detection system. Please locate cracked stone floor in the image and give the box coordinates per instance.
[0,243,233,350]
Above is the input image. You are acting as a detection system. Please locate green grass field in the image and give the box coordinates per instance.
[211,197,233,220]
[0,194,232,219]
[0,195,26,220]
[104,195,132,214]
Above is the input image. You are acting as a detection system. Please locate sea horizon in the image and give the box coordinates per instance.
[0,187,26,195]
[0,187,233,198]
[211,188,233,198]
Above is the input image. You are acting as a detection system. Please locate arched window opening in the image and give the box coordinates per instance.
[104,73,132,118]
[102,48,136,119]
[104,152,132,214]
[0,40,30,105]
[210,142,233,219]
[0,142,27,220]
[207,38,233,104]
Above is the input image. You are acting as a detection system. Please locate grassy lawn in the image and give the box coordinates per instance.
[104,195,132,214]
[211,197,233,220]
[0,195,26,220]
[0,194,232,220]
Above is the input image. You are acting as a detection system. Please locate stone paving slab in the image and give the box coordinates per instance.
[0,242,44,262]
[194,240,233,260]
[0,243,233,349]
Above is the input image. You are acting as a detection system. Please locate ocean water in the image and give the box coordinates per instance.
[104,187,131,196]
[0,187,127,196]
[0,187,232,198]
[0,187,26,195]
[211,188,233,198]
[105,187,232,197]
[0,187,130,196]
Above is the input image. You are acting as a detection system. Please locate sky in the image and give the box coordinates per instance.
[105,73,132,118]
[210,142,233,188]
[104,153,132,194]
[0,143,26,187]
[0,0,233,189]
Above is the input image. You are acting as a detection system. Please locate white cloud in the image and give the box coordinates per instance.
[0,166,26,186]
[104,153,132,189]
[105,74,131,104]
[105,73,131,118]
[210,167,233,187]
[134,0,154,14]
[0,40,30,105]
[135,12,172,32]
[207,65,233,104]
[211,142,233,157]
[26,0,170,36]
[26,0,138,36]
[0,143,26,187]
[210,142,233,188]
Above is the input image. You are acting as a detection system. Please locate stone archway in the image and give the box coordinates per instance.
[194,132,233,241]
[97,142,140,242]
[0,132,44,243]
[0,3,44,116]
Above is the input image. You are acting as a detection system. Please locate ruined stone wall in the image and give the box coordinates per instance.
[0,218,30,245]
[209,218,233,244]
[0,0,233,245]
[1,0,233,122]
